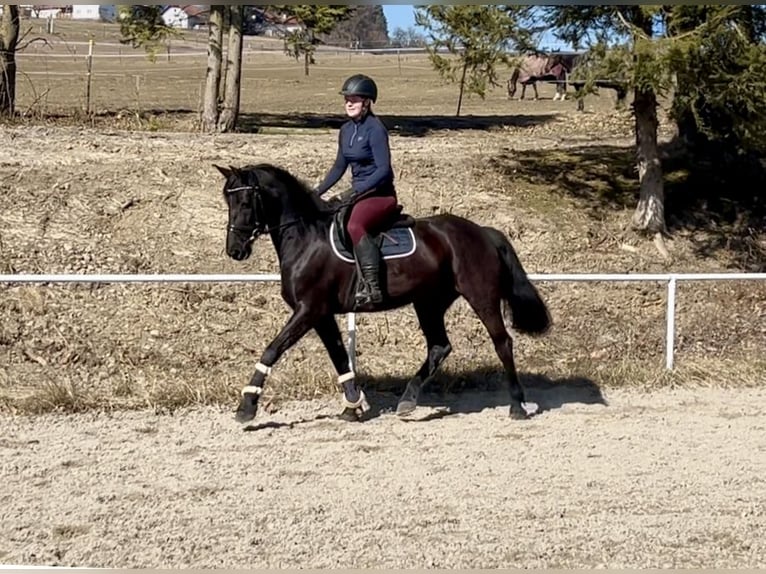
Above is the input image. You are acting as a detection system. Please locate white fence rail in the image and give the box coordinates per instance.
[2,272,766,371]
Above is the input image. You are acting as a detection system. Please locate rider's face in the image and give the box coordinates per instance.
[344,95,366,119]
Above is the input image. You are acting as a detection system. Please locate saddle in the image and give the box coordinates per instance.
[332,188,416,255]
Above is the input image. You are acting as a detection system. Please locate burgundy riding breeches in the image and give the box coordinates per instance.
[347,195,399,245]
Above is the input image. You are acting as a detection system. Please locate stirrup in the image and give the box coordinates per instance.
[354,282,382,306]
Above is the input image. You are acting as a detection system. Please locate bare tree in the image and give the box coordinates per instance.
[201,5,225,132]
[218,5,244,132]
[0,4,20,116]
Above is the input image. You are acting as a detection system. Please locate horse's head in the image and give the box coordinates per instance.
[214,164,274,261]
[214,162,324,261]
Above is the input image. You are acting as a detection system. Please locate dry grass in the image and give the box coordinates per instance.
[1,20,764,416]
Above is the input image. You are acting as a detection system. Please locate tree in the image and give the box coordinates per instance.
[0,4,19,116]
[117,5,244,133]
[668,6,766,159]
[547,5,766,241]
[414,5,535,116]
[322,6,389,49]
[218,5,244,132]
[272,5,354,76]
[201,5,225,133]
[390,26,427,48]
[118,5,180,63]
[546,7,676,240]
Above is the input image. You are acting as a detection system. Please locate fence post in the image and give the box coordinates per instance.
[665,276,677,370]
[85,39,94,114]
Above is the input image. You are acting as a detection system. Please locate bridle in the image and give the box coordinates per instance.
[224,184,302,243]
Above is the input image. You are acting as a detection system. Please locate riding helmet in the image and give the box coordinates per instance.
[340,74,378,103]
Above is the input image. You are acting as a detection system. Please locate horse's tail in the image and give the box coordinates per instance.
[482,226,551,336]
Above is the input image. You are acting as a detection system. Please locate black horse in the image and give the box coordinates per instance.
[214,163,552,424]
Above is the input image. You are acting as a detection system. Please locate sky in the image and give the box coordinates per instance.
[381,5,573,50]
[381,5,418,33]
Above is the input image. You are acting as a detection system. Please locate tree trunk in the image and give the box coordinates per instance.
[455,61,468,117]
[0,5,20,117]
[201,5,224,133]
[303,29,314,76]
[631,86,666,234]
[670,65,705,154]
[218,5,243,133]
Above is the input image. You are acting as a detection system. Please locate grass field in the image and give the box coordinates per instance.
[1,18,764,415]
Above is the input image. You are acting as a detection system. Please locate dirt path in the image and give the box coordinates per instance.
[2,384,765,569]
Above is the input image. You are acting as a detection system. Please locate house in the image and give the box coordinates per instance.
[71,5,100,20]
[245,8,303,37]
[162,5,209,30]
[29,5,67,19]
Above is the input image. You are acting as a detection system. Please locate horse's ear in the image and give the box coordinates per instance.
[213,164,232,179]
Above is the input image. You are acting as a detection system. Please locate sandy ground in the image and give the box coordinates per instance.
[2,384,765,569]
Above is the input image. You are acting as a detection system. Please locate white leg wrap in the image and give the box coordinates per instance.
[337,371,355,385]
[241,385,263,396]
[341,389,370,413]
[255,362,272,376]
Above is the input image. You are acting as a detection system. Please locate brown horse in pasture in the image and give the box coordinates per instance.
[507,51,568,101]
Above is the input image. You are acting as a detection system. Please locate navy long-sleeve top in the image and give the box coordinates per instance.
[315,113,394,197]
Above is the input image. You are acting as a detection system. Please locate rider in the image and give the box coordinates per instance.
[314,73,399,306]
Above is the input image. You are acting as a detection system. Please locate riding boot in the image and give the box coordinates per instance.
[353,234,383,306]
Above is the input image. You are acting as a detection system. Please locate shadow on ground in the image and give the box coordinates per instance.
[357,368,607,422]
[17,109,559,138]
[237,112,559,137]
[487,140,766,270]
[242,368,605,431]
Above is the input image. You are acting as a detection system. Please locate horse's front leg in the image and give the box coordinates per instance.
[235,304,318,424]
[314,314,370,422]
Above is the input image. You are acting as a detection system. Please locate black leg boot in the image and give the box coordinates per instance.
[353,234,384,306]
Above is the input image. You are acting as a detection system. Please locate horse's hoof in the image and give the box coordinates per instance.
[396,400,417,417]
[509,408,530,420]
[235,408,257,424]
[338,408,361,422]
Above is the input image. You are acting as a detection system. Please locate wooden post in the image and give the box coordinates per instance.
[85,39,94,114]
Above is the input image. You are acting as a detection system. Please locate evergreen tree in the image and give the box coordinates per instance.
[117,5,180,62]
[272,5,354,75]
[547,5,766,240]
[668,5,766,159]
[323,6,389,48]
[415,5,535,116]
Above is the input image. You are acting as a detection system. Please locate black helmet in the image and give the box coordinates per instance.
[340,74,378,103]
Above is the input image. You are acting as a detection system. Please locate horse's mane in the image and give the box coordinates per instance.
[248,163,341,220]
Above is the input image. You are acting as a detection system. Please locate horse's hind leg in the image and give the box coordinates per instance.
[314,314,369,422]
[461,289,530,420]
[396,296,456,417]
